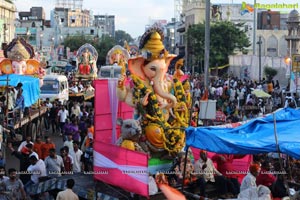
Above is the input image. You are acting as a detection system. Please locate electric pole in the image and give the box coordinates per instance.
[257,36,262,83]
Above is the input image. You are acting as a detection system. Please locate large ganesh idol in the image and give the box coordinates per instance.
[76,43,98,78]
[117,27,188,157]
[106,44,130,75]
[0,37,45,85]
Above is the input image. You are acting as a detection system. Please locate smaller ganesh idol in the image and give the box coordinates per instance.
[76,43,98,78]
[0,37,45,86]
[106,44,130,75]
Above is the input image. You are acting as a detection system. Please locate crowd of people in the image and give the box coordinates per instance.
[168,149,300,199]
[190,75,298,126]
[156,74,300,199]
[0,97,94,199]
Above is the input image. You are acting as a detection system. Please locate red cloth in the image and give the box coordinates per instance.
[33,142,45,160]
[41,143,56,160]
[256,168,276,187]
[212,154,245,178]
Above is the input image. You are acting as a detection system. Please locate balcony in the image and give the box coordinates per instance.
[285,35,300,40]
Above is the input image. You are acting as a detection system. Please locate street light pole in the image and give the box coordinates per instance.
[40,33,43,51]
[257,36,262,83]
[26,29,31,43]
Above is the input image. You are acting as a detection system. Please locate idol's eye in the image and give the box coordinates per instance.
[150,66,156,71]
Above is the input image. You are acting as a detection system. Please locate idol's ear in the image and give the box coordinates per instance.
[164,54,177,74]
[128,56,146,80]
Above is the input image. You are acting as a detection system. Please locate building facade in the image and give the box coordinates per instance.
[0,0,16,49]
[51,7,91,28]
[94,15,115,37]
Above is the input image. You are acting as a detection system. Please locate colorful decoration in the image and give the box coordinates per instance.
[116,26,189,157]
[0,37,45,85]
[76,43,98,78]
[106,45,130,76]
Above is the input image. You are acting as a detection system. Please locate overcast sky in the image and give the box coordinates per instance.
[14,0,299,38]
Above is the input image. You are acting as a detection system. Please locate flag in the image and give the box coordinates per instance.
[94,141,149,197]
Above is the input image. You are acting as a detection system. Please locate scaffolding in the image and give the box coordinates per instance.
[55,0,83,10]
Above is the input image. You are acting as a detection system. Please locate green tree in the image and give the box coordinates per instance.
[114,30,133,46]
[63,35,90,51]
[96,34,116,65]
[264,66,278,81]
[186,21,251,70]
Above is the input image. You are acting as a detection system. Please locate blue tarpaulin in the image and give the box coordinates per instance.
[185,108,300,159]
[0,74,40,107]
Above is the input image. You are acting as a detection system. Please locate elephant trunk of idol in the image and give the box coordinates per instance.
[152,72,177,108]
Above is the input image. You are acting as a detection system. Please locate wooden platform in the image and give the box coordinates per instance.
[69,92,94,101]
[10,106,47,129]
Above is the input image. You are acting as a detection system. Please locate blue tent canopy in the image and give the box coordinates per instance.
[185,108,300,159]
[0,74,40,107]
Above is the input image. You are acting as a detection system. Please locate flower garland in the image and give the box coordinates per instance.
[131,74,185,153]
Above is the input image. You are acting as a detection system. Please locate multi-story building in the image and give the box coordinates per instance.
[0,0,16,49]
[15,5,109,52]
[177,0,206,68]
[51,7,90,28]
[94,15,115,37]
[16,7,45,48]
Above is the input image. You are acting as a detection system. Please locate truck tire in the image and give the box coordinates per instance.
[28,123,37,142]
[39,117,46,135]
[36,119,41,136]
[22,124,28,140]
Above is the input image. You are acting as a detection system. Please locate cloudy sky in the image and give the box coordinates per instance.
[14,0,299,38]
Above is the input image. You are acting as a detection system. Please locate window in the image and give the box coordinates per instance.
[41,80,59,94]
[100,69,111,78]
[267,13,271,25]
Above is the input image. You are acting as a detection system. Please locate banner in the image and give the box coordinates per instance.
[94,79,133,144]
[94,141,149,197]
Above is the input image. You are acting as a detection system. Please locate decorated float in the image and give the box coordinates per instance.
[98,44,130,79]
[0,37,45,86]
[93,26,192,198]
[0,37,48,142]
[68,43,98,102]
[76,43,98,79]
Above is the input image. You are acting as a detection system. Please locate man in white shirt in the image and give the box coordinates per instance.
[63,135,74,155]
[13,83,23,102]
[71,102,81,118]
[25,155,47,193]
[194,150,228,198]
[240,163,261,192]
[70,141,83,173]
[70,83,79,93]
[56,178,79,200]
[17,135,34,152]
[57,106,69,135]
